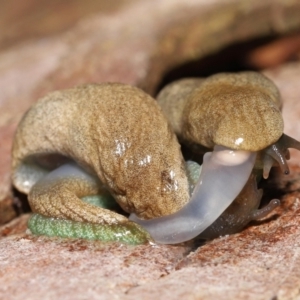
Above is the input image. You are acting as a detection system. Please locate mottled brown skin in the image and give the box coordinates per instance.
[12,83,190,225]
[158,72,283,151]
[156,78,204,136]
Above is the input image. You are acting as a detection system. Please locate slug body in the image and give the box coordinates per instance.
[12,83,190,244]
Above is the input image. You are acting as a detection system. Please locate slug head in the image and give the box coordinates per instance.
[182,72,284,151]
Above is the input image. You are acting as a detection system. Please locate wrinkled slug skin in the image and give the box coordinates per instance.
[12,83,190,220]
[158,72,284,152]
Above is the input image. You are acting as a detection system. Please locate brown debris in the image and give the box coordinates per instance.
[0,214,28,237]
[0,196,16,224]
[246,33,300,69]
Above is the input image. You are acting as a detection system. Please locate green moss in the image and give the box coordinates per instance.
[28,214,151,245]
[81,194,120,210]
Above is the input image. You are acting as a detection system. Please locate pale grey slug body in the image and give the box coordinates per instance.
[130,146,257,243]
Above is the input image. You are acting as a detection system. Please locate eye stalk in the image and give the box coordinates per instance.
[130,145,256,244]
[262,134,300,179]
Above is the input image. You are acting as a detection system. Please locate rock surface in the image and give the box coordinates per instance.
[1,0,300,299]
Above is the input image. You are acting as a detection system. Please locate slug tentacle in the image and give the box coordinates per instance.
[264,143,289,176]
[262,154,274,180]
[262,133,300,179]
[249,199,281,221]
[281,133,300,150]
[130,145,256,244]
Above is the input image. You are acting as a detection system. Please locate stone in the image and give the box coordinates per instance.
[1,0,300,298]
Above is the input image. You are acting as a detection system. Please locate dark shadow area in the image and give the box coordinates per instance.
[258,168,288,206]
[156,33,299,94]
[12,187,31,215]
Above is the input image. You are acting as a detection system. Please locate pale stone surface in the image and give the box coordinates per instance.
[128,192,300,299]
[0,0,135,51]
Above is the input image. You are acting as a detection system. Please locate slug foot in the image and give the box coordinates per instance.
[28,163,129,224]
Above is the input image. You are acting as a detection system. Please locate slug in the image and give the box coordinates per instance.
[11,73,300,245]
[12,83,190,244]
[130,72,300,243]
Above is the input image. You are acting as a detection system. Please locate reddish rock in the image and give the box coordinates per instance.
[246,33,300,68]
[1,0,300,299]
[0,0,134,51]
[0,224,193,299]
[0,214,28,237]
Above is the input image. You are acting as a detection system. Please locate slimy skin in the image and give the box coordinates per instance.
[130,146,257,244]
[26,163,151,245]
[11,74,300,245]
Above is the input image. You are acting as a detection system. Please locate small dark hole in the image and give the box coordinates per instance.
[12,187,31,214]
